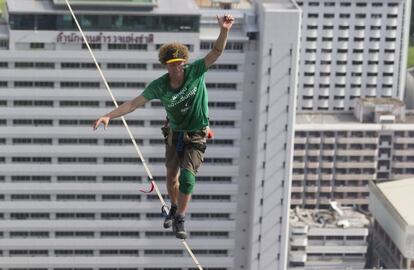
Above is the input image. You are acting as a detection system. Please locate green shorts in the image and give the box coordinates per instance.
[163,127,207,175]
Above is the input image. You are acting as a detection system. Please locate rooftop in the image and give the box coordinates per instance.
[262,0,298,11]
[53,0,154,4]
[359,97,405,107]
[296,112,414,126]
[290,205,370,229]
[52,0,155,6]
[195,0,252,10]
[377,178,414,226]
[296,113,359,125]
[7,0,199,14]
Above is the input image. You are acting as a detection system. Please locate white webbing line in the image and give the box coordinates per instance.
[63,1,203,269]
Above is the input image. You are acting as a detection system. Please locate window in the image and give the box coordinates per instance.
[82,43,101,50]
[209,64,238,71]
[127,63,146,69]
[35,81,54,88]
[152,63,163,70]
[126,82,146,88]
[128,44,147,50]
[204,158,232,164]
[229,42,244,51]
[30,43,45,49]
[323,14,334,18]
[61,62,80,69]
[209,102,236,109]
[209,121,235,127]
[107,63,125,69]
[56,213,95,219]
[11,175,51,182]
[57,176,96,182]
[60,81,80,88]
[108,44,127,50]
[58,157,97,164]
[36,62,55,69]
[14,81,34,87]
[150,120,165,126]
[81,82,100,88]
[0,40,8,48]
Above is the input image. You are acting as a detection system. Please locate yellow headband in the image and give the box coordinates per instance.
[165,58,186,64]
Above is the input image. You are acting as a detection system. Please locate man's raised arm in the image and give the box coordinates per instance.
[204,14,235,69]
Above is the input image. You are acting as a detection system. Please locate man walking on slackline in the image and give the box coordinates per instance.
[93,14,234,239]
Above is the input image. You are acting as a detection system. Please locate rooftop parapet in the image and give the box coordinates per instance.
[354,97,406,123]
[52,0,157,10]
[290,202,370,229]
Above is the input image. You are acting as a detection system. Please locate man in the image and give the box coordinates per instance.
[93,14,234,239]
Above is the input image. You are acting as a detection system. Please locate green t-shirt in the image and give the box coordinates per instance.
[142,58,209,132]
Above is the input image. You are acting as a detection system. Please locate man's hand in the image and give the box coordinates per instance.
[93,116,110,130]
[217,14,234,31]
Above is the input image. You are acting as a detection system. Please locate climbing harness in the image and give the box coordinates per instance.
[63,1,203,269]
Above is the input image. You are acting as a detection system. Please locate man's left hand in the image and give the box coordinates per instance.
[217,14,235,31]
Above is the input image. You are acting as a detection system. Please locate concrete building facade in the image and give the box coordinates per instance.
[292,98,414,210]
[289,205,370,269]
[0,0,300,269]
[295,0,412,112]
[369,179,414,269]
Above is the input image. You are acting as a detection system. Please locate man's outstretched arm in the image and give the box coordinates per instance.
[204,14,235,69]
[93,95,147,130]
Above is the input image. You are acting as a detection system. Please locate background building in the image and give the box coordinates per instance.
[1,0,413,268]
[240,1,300,269]
[0,0,299,269]
[290,0,413,267]
[369,178,414,269]
[292,98,414,210]
[295,0,412,112]
[289,204,370,269]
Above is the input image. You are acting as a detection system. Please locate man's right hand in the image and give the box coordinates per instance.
[93,116,110,130]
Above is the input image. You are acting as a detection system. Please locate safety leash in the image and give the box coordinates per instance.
[63,1,203,269]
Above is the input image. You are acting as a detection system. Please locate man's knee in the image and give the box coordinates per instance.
[166,167,179,182]
[179,169,195,195]
[167,173,178,181]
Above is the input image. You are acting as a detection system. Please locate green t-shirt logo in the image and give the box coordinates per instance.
[142,59,209,132]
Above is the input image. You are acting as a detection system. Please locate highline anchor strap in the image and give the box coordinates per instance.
[63,1,203,269]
